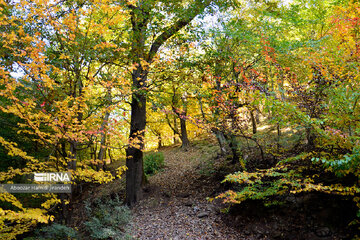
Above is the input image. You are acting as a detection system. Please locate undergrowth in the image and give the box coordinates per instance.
[144,152,165,176]
[84,194,131,240]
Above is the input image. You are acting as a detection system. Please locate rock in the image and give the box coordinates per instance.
[197,212,209,218]
[315,227,331,237]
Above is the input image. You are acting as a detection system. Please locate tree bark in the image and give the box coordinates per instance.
[125,66,147,206]
[180,117,190,149]
[125,0,211,206]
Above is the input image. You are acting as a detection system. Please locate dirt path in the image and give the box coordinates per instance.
[130,147,244,240]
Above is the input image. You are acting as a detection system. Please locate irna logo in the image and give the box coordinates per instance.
[34,172,71,182]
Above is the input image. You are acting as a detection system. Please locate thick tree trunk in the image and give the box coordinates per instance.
[126,67,147,206]
[180,117,190,149]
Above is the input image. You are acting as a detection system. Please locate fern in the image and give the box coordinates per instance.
[84,195,131,240]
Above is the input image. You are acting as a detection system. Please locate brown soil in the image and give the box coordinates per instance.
[130,146,244,239]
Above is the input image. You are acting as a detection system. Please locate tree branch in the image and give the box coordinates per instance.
[147,1,212,62]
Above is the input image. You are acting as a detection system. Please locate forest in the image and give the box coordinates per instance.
[0,0,360,239]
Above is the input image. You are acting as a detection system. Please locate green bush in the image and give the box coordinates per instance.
[84,195,131,240]
[29,223,79,240]
[143,152,165,176]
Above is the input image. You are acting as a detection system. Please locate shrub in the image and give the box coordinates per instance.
[143,152,165,176]
[30,223,79,240]
[84,195,131,240]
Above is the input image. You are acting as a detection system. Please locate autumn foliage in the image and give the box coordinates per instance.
[1,0,360,238]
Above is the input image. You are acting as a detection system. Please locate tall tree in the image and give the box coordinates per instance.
[124,0,213,206]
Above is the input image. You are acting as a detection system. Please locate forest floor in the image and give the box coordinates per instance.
[71,141,357,240]
[130,145,244,239]
[128,144,356,240]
